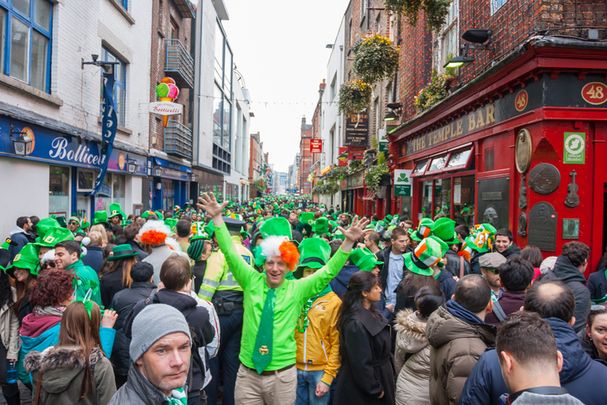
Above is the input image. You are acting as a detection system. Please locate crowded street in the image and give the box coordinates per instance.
[2,0,607,404]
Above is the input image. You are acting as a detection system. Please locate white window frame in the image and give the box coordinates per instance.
[432,0,459,73]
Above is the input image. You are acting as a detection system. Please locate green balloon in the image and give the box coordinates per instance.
[156,83,170,98]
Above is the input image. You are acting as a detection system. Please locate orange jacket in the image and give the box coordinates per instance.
[295,291,342,385]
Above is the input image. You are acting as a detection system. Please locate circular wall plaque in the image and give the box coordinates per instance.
[515,128,532,173]
[528,163,561,195]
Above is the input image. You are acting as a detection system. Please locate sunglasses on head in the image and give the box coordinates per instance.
[591,304,607,312]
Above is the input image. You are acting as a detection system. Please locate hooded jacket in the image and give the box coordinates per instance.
[394,309,431,405]
[460,317,607,405]
[108,361,171,405]
[25,346,116,405]
[426,305,496,405]
[542,256,591,333]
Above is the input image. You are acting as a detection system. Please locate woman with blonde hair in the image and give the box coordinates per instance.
[25,300,116,405]
[89,225,108,248]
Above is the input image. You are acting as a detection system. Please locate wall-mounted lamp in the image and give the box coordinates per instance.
[153,167,163,177]
[81,54,120,75]
[156,182,162,190]
[444,29,494,70]
[384,102,403,122]
[10,126,32,156]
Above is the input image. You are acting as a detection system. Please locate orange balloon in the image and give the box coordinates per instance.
[160,77,176,85]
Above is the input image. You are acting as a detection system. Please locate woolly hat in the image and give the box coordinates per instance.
[410,218,435,242]
[350,247,383,272]
[404,236,448,276]
[259,217,292,240]
[130,304,191,362]
[187,239,206,261]
[138,220,171,246]
[294,238,331,279]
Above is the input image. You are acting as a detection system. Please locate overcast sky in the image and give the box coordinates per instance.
[223,0,349,173]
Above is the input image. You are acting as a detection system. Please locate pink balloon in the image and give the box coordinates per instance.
[167,84,180,99]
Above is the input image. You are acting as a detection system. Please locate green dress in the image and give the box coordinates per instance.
[215,222,350,371]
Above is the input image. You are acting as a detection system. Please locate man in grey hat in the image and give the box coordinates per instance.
[109,304,192,405]
[479,252,507,296]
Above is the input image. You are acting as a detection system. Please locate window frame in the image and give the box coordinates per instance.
[0,0,53,92]
[432,0,459,74]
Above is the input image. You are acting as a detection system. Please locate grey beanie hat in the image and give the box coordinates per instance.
[130,303,192,362]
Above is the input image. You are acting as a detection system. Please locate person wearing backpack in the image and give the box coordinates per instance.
[127,255,215,405]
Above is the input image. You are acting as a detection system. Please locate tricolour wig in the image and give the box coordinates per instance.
[259,236,300,271]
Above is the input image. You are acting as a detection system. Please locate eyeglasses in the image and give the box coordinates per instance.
[69,221,79,225]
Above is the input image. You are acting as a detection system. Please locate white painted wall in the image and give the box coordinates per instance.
[0,159,49,239]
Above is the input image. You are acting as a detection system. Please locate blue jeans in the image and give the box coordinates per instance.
[296,369,330,405]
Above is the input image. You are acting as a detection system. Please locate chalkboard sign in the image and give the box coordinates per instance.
[528,202,557,252]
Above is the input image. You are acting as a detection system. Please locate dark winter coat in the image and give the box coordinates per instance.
[484,290,525,325]
[82,246,105,274]
[330,264,359,299]
[110,281,156,378]
[108,362,169,405]
[426,305,496,405]
[100,267,127,309]
[8,230,34,262]
[128,289,214,398]
[436,270,457,302]
[445,249,470,278]
[542,256,591,333]
[469,252,484,275]
[334,308,395,405]
[587,270,607,302]
[499,244,521,260]
[128,241,148,260]
[25,346,116,405]
[460,317,607,405]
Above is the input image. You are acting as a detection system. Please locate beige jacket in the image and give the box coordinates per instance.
[0,288,20,359]
[394,309,431,405]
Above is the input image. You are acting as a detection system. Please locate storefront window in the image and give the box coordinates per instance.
[413,159,429,176]
[162,179,175,209]
[421,180,433,219]
[49,166,69,216]
[427,154,449,173]
[453,176,475,227]
[446,148,472,170]
[112,174,126,212]
[434,178,451,217]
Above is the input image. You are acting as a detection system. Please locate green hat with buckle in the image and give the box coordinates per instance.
[35,217,61,240]
[93,211,109,225]
[108,203,124,219]
[404,235,449,276]
[107,244,139,261]
[259,217,292,240]
[298,212,315,227]
[7,243,40,276]
[294,237,331,279]
[410,218,435,242]
[312,217,329,236]
[350,247,383,272]
[432,217,459,245]
[35,227,74,248]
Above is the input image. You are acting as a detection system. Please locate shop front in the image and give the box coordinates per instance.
[0,116,147,225]
[150,157,192,210]
[388,38,607,270]
[341,170,365,216]
[190,166,225,202]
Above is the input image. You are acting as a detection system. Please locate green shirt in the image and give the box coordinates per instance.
[66,260,102,306]
[215,222,350,371]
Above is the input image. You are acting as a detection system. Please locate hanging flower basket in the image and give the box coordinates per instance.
[312,179,340,196]
[385,0,452,32]
[414,69,454,112]
[364,152,390,194]
[338,80,372,114]
[353,34,400,84]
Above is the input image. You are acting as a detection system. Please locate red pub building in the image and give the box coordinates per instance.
[389,35,607,271]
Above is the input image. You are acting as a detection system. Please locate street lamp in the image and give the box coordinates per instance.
[444,54,474,69]
[81,54,119,75]
[10,126,32,156]
[153,167,162,177]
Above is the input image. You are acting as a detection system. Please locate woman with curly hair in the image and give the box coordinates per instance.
[25,301,116,404]
[17,269,117,386]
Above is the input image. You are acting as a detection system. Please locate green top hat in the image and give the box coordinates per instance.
[108,203,124,219]
[410,218,435,242]
[7,243,40,276]
[404,235,448,276]
[328,220,338,231]
[259,217,292,240]
[350,247,383,272]
[312,217,329,236]
[432,217,459,245]
[107,244,139,261]
[35,227,74,248]
[294,238,331,279]
[464,223,497,254]
[385,214,393,222]
[298,212,315,226]
[35,217,61,239]
[93,211,108,225]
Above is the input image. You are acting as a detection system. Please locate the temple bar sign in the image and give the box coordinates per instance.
[407,103,496,154]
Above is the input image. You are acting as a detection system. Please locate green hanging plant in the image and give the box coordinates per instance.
[365,152,390,194]
[347,159,364,174]
[385,0,452,32]
[253,178,266,192]
[413,69,455,112]
[338,80,372,114]
[324,166,349,182]
[312,179,340,196]
[353,34,400,84]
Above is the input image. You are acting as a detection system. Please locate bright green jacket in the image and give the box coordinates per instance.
[215,222,350,371]
[66,260,102,306]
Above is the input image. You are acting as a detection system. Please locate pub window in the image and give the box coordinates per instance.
[453,176,475,227]
[421,180,433,218]
[412,159,430,176]
[434,178,451,217]
[426,154,449,173]
[432,0,458,73]
[445,147,473,170]
[101,46,127,127]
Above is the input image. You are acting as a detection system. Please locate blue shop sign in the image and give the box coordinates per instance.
[152,157,191,181]
[0,118,147,175]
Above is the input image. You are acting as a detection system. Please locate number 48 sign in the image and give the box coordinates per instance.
[581,82,607,106]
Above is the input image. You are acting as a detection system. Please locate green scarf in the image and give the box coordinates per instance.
[252,288,276,373]
[297,285,332,333]
[165,387,187,405]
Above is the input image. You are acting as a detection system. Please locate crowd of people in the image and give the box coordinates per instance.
[1,195,607,404]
